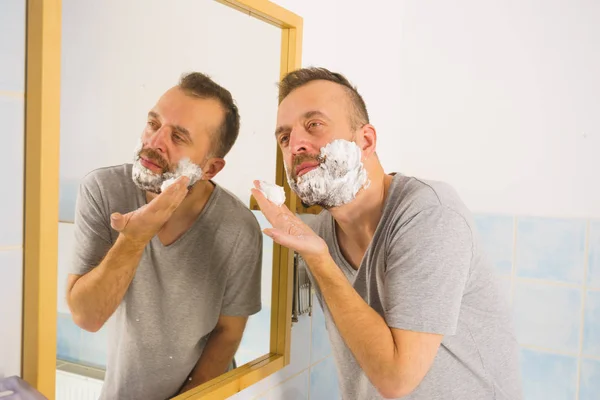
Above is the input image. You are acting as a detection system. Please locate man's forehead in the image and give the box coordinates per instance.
[279,81,348,115]
[154,90,223,128]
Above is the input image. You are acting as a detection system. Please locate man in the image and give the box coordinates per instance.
[67,72,263,400]
[251,67,522,399]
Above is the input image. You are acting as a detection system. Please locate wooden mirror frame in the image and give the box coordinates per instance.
[22,0,302,398]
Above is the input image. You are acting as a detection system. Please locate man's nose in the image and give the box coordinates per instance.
[145,126,170,153]
[289,130,311,155]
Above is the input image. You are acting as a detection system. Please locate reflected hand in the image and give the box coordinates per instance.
[251,180,328,262]
[110,176,190,246]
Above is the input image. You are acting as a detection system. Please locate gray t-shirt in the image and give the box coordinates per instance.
[302,173,522,400]
[71,164,262,400]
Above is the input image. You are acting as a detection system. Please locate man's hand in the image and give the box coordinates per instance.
[251,180,328,263]
[110,176,190,246]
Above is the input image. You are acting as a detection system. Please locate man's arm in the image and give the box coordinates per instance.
[177,315,248,394]
[67,235,145,332]
[304,255,443,398]
[67,175,190,332]
[251,184,472,398]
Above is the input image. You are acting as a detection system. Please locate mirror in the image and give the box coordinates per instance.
[54,0,285,399]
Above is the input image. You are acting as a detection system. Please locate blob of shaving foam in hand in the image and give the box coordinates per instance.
[160,158,203,193]
[257,181,286,206]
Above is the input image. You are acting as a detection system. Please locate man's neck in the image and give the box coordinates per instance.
[329,164,393,251]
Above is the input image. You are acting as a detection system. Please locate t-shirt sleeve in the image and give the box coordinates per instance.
[384,205,473,335]
[220,218,263,317]
[71,175,114,276]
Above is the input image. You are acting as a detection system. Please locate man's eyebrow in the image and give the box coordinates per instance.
[303,110,329,121]
[172,125,191,140]
[148,111,192,142]
[275,110,330,136]
[275,125,290,136]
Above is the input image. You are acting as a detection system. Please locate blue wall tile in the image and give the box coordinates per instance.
[582,290,600,358]
[474,214,514,276]
[516,217,586,284]
[262,371,308,400]
[311,293,332,365]
[0,0,26,92]
[580,358,600,400]
[57,313,82,363]
[588,221,600,288]
[59,179,81,222]
[0,97,24,247]
[309,357,340,400]
[512,282,582,353]
[79,326,108,369]
[519,348,578,400]
[496,277,512,303]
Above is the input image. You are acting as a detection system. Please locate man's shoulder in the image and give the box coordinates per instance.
[390,174,471,219]
[80,163,133,193]
[299,210,331,235]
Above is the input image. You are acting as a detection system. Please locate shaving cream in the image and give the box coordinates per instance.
[160,158,203,192]
[131,140,203,193]
[287,139,370,208]
[257,181,286,206]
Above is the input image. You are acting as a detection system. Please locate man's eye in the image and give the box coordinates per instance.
[279,135,289,145]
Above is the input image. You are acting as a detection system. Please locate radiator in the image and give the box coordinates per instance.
[56,369,104,400]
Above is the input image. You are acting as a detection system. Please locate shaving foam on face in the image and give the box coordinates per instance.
[131,140,203,194]
[257,181,286,206]
[160,158,203,192]
[287,139,370,208]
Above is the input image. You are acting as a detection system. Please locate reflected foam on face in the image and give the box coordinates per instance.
[131,140,203,194]
[286,139,370,208]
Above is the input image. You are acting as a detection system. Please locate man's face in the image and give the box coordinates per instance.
[275,80,358,183]
[275,80,374,208]
[133,87,224,192]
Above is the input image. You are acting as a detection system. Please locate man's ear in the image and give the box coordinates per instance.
[357,124,377,159]
[201,158,226,180]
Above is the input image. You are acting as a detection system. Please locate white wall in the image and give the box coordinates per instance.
[231,0,600,397]
[60,0,281,207]
[274,0,600,219]
[0,0,26,379]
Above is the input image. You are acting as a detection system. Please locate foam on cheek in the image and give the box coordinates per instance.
[257,181,286,206]
[289,139,370,208]
[160,158,203,192]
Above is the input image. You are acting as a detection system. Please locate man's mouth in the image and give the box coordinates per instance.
[295,161,320,177]
[140,157,163,173]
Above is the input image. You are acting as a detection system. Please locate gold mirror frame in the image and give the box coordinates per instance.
[22,0,302,398]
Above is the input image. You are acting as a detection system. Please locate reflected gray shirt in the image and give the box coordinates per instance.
[71,164,262,400]
[302,173,522,400]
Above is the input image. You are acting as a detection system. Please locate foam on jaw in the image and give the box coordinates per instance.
[257,181,286,206]
[288,139,370,208]
[131,140,203,194]
[160,158,203,193]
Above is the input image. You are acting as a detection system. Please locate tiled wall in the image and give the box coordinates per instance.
[475,214,600,400]
[0,0,26,379]
[231,291,340,400]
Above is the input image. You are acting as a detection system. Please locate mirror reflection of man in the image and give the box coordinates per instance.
[66,72,263,400]
[252,67,523,400]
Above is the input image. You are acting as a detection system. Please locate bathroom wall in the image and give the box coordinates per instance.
[0,0,26,379]
[9,0,599,398]
[231,0,600,398]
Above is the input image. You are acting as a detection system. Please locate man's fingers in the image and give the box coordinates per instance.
[149,176,190,213]
[110,212,130,232]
